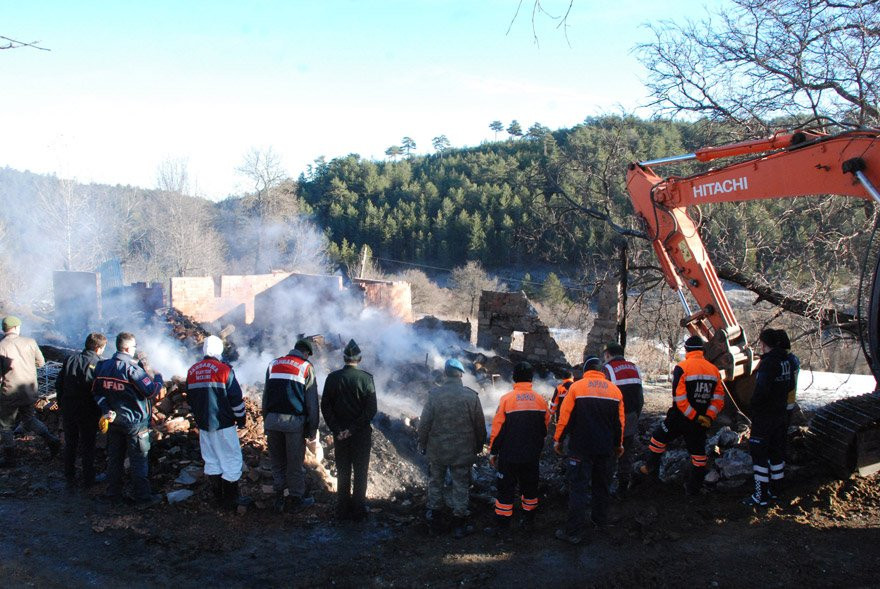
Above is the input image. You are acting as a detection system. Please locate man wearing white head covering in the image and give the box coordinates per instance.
[185,335,251,510]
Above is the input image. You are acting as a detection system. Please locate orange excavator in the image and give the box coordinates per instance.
[626,127,880,475]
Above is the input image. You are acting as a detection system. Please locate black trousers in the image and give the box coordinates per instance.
[494,459,540,517]
[61,403,100,484]
[335,426,372,516]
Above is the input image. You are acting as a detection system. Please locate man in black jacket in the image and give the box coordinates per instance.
[321,339,377,521]
[55,332,107,489]
[744,329,798,507]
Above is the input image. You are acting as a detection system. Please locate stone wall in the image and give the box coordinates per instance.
[352,278,414,323]
[477,290,568,366]
[583,278,621,358]
[170,271,292,324]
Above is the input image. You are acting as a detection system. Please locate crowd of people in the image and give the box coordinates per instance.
[0,314,798,543]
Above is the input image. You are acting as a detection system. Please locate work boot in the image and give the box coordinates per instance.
[0,447,16,469]
[520,511,536,533]
[554,528,583,545]
[484,515,512,537]
[221,479,254,511]
[134,494,163,510]
[452,516,474,539]
[46,436,61,460]
[285,495,315,513]
[684,466,707,496]
[207,475,223,507]
[274,491,286,513]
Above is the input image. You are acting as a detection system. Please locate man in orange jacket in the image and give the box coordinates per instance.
[554,356,624,544]
[636,335,724,495]
[549,368,574,421]
[486,362,549,535]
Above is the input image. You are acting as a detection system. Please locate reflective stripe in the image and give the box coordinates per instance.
[674,394,688,402]
[755,474,770,483]
[615,377,642,386]
[685,374,719,382]
[770,472,784,480]
[187,382,219,389]
[521,496,539,511]
[649,438,666,453]
[691,455,707,466]
[268,372,306,385]
[683,406,696,418]
[706,407,718,417]
[495,501,513,517]
[231,402,245,412]
[753,465,769,473]
[769,462,785,472]
[505,408,550,414]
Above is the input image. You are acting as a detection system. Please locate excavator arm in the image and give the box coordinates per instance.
[626,128,880,474]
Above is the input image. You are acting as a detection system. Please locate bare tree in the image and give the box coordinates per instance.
[638,0,880,131]
[0,35,49,51]
[237,147,289,272]
[449,261,507,318]
[156,157,192,195]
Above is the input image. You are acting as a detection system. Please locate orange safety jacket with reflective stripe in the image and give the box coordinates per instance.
[489,382,550,463]
[555,370,624,456]
[671,350,724,420]
[549,377,574,418]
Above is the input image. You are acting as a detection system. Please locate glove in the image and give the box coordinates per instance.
[554,440,564,456]
[615,446,625,458]
[488,455,497,468]
[697,415,712,428]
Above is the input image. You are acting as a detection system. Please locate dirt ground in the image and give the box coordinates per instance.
[1,399,879,589]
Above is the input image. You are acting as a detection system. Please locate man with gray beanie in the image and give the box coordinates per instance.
[0,315,59,467]
[418,358,486,538]
[321,339,377,521]
[186,335,251,510]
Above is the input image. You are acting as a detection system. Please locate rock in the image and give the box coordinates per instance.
[261,484,275,495]
[174,470,198,486]
[716,448,753,478]
[167,489,194,503]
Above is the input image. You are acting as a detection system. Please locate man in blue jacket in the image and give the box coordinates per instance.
[93,332,164,507]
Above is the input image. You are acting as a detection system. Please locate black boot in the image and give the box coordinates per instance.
[222,479,254,511]
[0,447,15,468]
[46,436,61,460]
[742,477,769,507]
[484,514,511,536]
[685,466,707,496]
[274,491,286,513]
[452,516,474,539]
[207,475,223,507]
[520,510,536,533]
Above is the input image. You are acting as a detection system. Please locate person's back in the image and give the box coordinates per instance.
[0,331,44,403]
[421,377,483,464]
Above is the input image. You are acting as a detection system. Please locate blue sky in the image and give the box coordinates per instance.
[1,0,714,199]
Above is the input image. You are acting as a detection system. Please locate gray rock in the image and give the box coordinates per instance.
[166,489,194,503]
[716,448,753,478]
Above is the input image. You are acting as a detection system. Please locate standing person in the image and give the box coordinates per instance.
[55,332,107,488]
[186,335,251,511]
[553,356,625,545]
[93,332,164,506]
[321,339,377,522]
[743,329,798,507]
[486,362,549,535]
[549,368,574,421]
[602,342,644,497]
[635,335,724,495]
[0,315,60,467]
[418,358,486,538]
[263,338,319,513]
